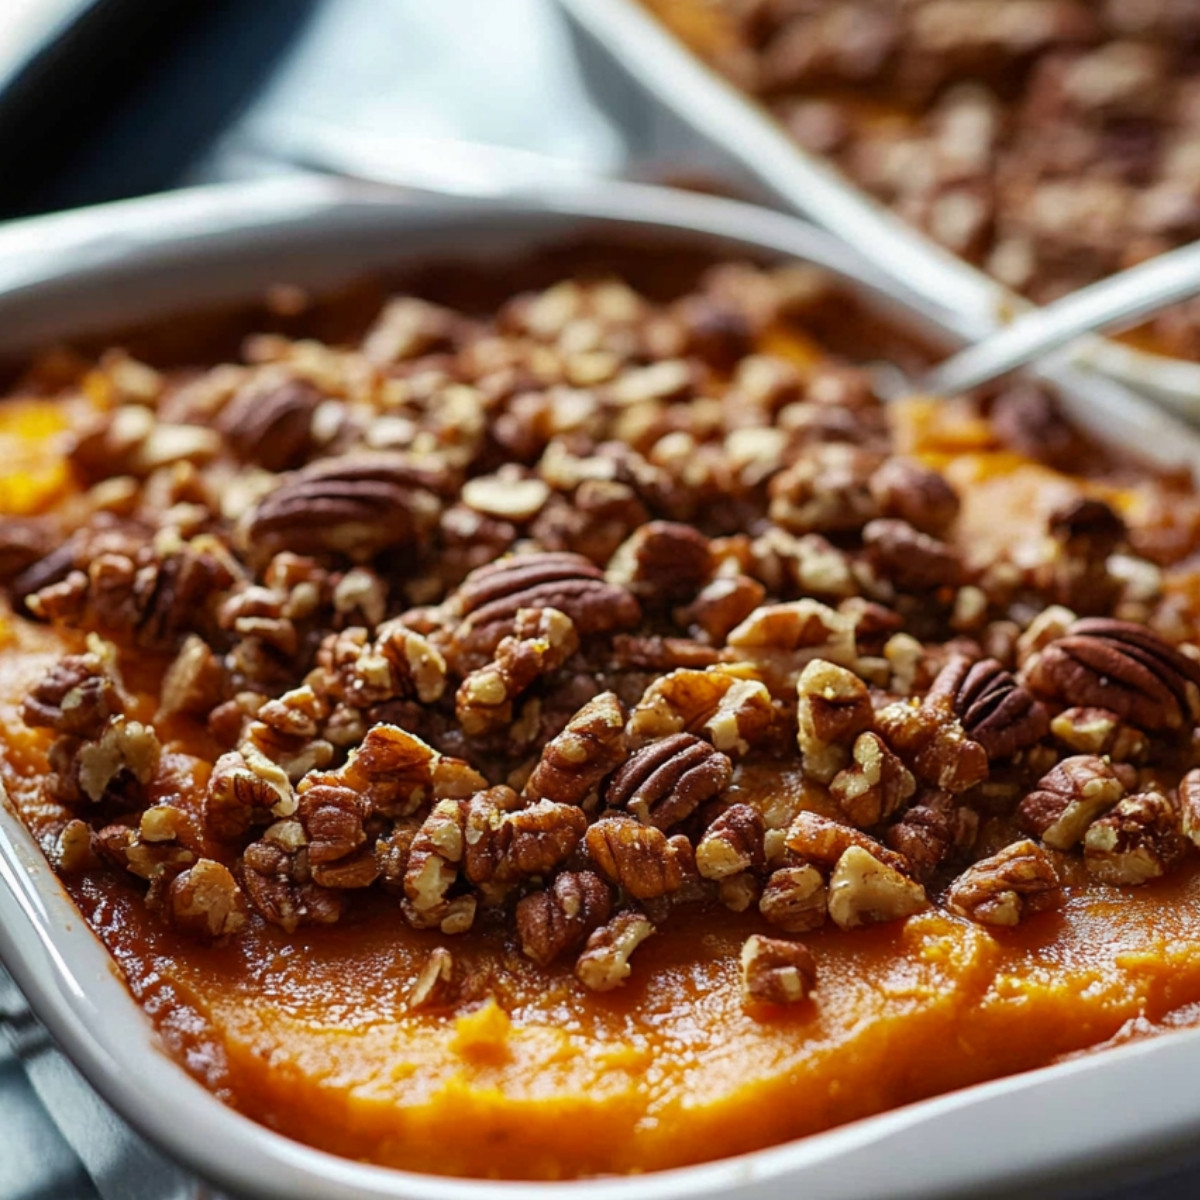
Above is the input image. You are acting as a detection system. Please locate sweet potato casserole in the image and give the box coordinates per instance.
[642,0,1200,359]
[6,247,1200,1178]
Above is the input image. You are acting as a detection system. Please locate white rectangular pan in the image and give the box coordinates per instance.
[1,174,1200,1200]
[557,0,1200,419]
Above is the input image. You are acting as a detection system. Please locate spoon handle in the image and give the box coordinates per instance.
[921,238,1200,397]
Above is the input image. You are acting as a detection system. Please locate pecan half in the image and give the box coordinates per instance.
[943,840,1063,927]
[868,458,959,536]
[462,789,587,895]
[885,790,978,881]
[1084,792,1186,886]
[796,658,873,783]
[450,551,640,661]
[829,730,916,827]
[759,864,827,932]
[695,803,765,879]
[606,521,714,605]
[296,782,378,889]
[523,691,627,806]
[204,747,293,840]
[785,809,912,876]
[875,700,988,794]
[241,453,442,562]
[1025,618,1200,733]
[1017,755,1126,849]
[863,518,963,590]
[516,870,613,966]
[926,654,1049,760]
[218,376,322,471]
[584,815,687,900]
[23,650,120,739]
[827,845,929,930]
[242,820,345,932]
[677,574,766,645]
[574,909,655,992]
[605,733,732,830]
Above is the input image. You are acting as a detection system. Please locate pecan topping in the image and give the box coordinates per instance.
[204,747,293,840]
[605,733,732,830]
[95,805,194,882]
[875,700,988,794]
[925,654,1049,759]
[829,731,916,827]
[944,840,1063,927]
[23,649,120,738]
[574,909,655,992]
[242,820,345,932]
[796,659,873,783]
[759,864,827,933]
[606,521,714,605]
[1084,792,1186,886]
[785,810,912,876]
[335,619,447,708]
[407,946,457,1011]
[677,574,766,645]
[456,607,578,737]
[1049,706,1148,763]
[885,790,978,882]
[627,667,773,756]
[740,934,816,1008]
[163,859,248,939]
[451,552,640,661]
[296,782,378,889]
[58,715,161,806]
[218,376,322,471]
[463,788,587,894]
[868,458,959,536]
[241,453,442,562]
[726,599,859,685]
[1017,755,1126,849]
[584,815,688,900]
[523,692,627,806]
[1179,769,1200,849]
[863,518,963,591]
[516,870,613,966]
[827,845,929,930]
[402,799,474,932]
[695,803,765,880]
[157,635,224,720]
[768,444,879,534]
[1025,618,1200,733]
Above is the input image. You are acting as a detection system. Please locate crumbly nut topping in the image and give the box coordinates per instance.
[14,258,1200,1014]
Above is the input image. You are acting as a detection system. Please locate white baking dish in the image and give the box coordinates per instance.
[558,0,1200,419]
[1,174,1200,1200]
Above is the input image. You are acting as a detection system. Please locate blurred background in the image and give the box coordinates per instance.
[0,2,1198,1198]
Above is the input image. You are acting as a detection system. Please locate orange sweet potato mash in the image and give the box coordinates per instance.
[4,252,1200,1180]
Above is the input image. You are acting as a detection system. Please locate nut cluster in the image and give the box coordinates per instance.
[10,255,1200,1021]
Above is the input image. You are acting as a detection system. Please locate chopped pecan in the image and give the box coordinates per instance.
[740,934,816,1008]
[462,474,551,523]
[407,946,457,1011]
[296,781,378,889]
[449,551,640,662]
[54,819,94,874]
[925,654,1049,759]
[95,805,194,881]
[523,691,627,806]
[1025,617,1200,733]
[1017,755,1126,849]
[863,518,963,591]
[726,599,859,684]
[463,789,587,894]
[695,803,765,879]
[516,870,613,966]
[204,747,294,840]
[676,574,766,644]
[402,799,476,933]
[944,840,1063,927]
[339,619,447,708]
[829,731,916,827]
[768,444,879,534]
[23,649,120,739]
[627,667,773,756]
[868,458,959,536]
[157,635,224,720]
[574,909,655,992]
[584,815,687,900]
[242,820,345,932]
[759,864,827,933]
[1180,769,1200,849]
[885,790,978,881]
[456,608,579,737]
[0,516,54,582]
[605,733,732,830]
[875,700,988,794]
[242,684,333,782]
[218,376,322,471]
[58,715,161,806]
[241,453,442,562]
[1050,706,1148,762]
[1084,792,1186,886]
[796,658,873,783]
[827,845,929,930]
[606,521,714,605]
[163,859,248,939]
[785,809,912,875]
